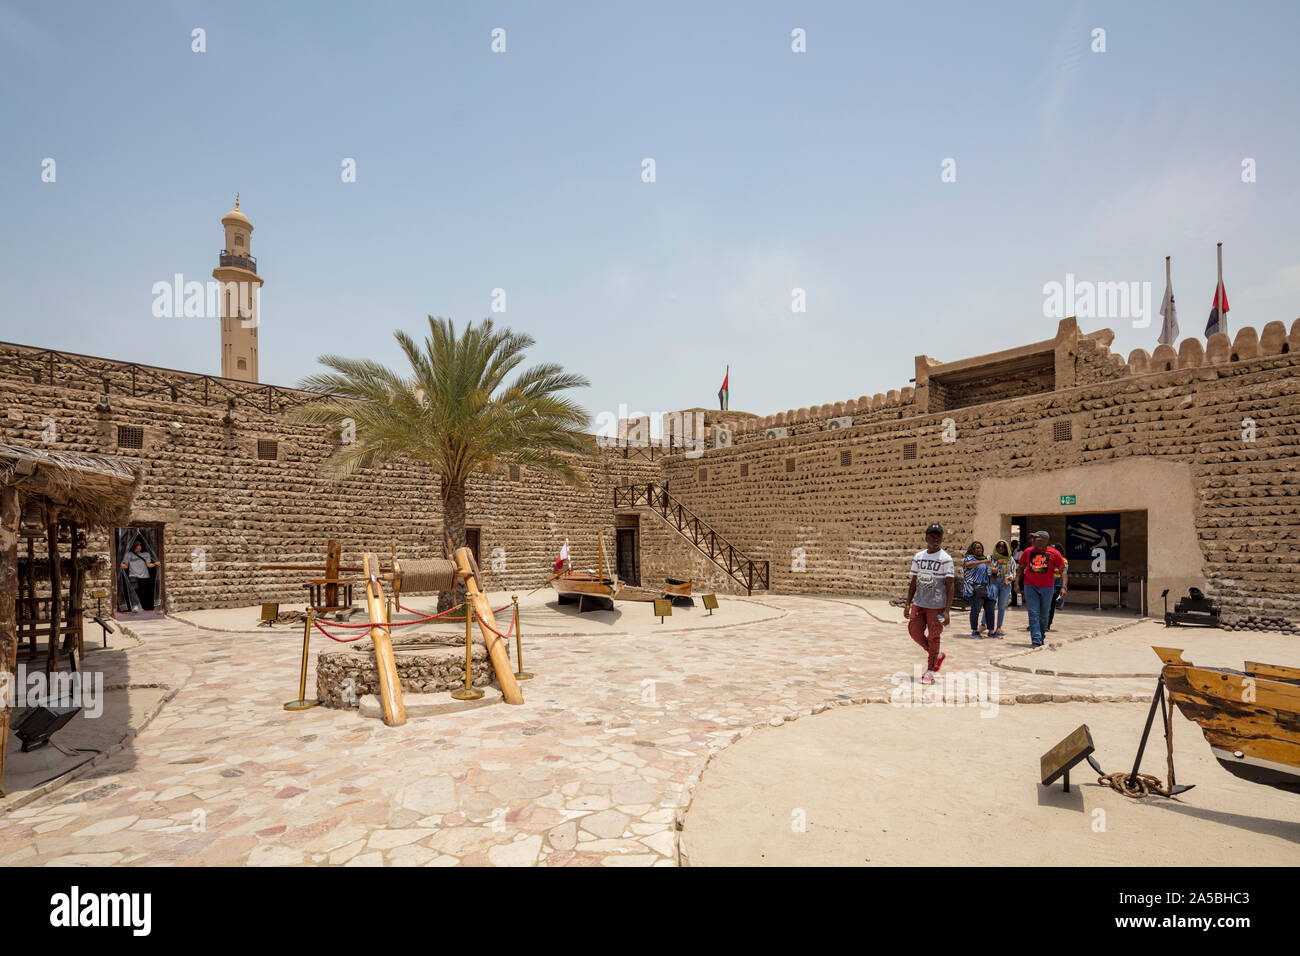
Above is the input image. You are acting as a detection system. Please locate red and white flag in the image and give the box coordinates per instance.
[554,538,570,572]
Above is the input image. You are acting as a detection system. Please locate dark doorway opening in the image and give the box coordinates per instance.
[465,527,481,566]
[115,525,165,617]
[616,528,640,587]
[1011,510,1148,612]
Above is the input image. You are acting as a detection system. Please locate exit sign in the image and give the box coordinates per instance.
[1060,495,1076,505]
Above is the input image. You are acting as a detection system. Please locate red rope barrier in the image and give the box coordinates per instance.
[312,618,368,643]
[473,608,516,641]
[310,603,462,641]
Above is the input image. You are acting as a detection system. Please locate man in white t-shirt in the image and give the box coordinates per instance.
[903,522,955,685]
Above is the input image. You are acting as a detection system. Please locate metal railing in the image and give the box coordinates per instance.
[0,342,326,415]
[614,482,769,593]
[218,250,258,273]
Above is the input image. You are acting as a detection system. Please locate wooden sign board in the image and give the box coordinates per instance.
[1041,724,1095,786]
[260,602,280,625]
[653,599,672,621]
[702,594,720,610]
[90,588,108,599]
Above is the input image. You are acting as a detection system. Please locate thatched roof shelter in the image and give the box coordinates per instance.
[2,445,139,795]
[0,444,138,527]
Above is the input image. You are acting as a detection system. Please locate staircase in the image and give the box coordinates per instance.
[614,483,770,594]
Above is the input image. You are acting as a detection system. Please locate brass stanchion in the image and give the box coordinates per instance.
[451,603,484,701]
[284,608,320,711]
[512,595,533,680]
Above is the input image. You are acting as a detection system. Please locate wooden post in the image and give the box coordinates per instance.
[452,546,523,705]
[362,553,405,726]
[67,523,83,662]
[1,486,20,796]
[45,511,61,674]
[324,539,341,609]
[24,537,34,658]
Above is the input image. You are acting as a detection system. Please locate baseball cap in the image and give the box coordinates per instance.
[1031,530,1049,540]
[925,523,944,535]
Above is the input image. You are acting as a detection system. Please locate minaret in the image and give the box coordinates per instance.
[213,194,263,382]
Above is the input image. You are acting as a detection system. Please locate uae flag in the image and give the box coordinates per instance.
[718,366,729,411]
[553,537,570,573]
[1205,242,1229,338]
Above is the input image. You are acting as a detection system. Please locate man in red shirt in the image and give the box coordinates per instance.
[1015,530,1066,647]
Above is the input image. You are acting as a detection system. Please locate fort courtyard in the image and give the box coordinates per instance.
[2,6,1298,896]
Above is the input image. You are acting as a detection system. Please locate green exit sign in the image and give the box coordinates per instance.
[1060,495,1076,506]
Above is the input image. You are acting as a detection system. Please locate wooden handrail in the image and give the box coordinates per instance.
[614,483,769,594]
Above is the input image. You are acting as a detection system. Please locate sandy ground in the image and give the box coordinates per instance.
[680,700,1300,866]
[172,588,786,636]
[996,619,1300,676]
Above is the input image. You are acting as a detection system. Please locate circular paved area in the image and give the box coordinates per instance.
[0,598,1180,865]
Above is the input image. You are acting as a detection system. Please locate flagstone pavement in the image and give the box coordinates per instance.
[0,597,1156,866]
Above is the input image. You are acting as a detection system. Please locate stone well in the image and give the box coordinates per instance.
[316,632,496,708]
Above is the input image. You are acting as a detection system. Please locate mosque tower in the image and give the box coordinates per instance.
[212,195,263,382]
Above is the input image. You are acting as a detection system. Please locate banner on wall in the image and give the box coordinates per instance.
[1065,514,1120,562]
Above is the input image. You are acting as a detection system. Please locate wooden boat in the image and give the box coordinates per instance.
[550,530,617,612]
[664,577,694,606]
[1156,647,1300,793]
[664,578,693,598]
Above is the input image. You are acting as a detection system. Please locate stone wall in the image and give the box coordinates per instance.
[0,347,660,610]
[657,320,1300,616]
[2,318,1297,617]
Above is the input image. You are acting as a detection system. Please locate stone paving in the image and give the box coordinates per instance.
[0,597,1158,866]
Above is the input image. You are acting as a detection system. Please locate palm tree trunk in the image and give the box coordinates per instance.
[439,480,468,613]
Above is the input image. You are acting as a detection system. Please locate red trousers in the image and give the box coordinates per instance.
[908,606,945,671]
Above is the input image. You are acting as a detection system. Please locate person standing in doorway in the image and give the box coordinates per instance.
[904,523,955,685]
[121,540,159,612]
[1015,531,1065,647]
[1046,541,1069,631]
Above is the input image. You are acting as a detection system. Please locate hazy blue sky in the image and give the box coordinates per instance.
[1,1,1296,424]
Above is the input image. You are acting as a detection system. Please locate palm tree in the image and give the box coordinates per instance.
[291,316,594,609]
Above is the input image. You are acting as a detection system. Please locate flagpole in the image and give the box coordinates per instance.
[1216,242,1225,337]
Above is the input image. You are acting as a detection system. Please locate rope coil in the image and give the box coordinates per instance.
[395,558,457,594]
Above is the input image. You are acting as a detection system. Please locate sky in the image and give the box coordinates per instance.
[1,0,1297,427]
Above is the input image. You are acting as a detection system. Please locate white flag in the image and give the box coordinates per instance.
[1158,258,1178,346]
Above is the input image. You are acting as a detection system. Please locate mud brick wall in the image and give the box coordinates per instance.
[657,323,1300,617]
[0,353,658,611]
[1075,337,1128,386]
[2,320,1297,617]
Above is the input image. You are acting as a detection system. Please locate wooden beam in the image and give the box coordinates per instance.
[65,522,82,661]
[0,485,20,796]
[452,546,523,705]
[362,553,405,727]
[325,539,340,610]
[45,512,61,674]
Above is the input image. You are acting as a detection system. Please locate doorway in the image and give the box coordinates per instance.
[465,527,481,566]
[1012,510,1148,611]
[115,525,164,616]
[616,527,640,587]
